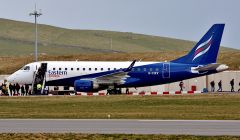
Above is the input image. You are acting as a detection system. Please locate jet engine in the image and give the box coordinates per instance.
[74,80,99,92]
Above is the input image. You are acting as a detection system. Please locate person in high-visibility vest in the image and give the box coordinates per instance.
[37,84,42,90]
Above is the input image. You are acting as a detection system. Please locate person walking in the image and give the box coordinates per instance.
[2,83,7,95]
[15,83,20,95]
[217,80,222,92]
[37,84,42,94]
[12,84,16,95]
[20,85,25,96]
[9,83,13,96]
[126,88,129,94]
[230,79,234,92]
[210,81,215,92]
[106,88,111,95]
[25,84,29,96]
[179,81,184,92]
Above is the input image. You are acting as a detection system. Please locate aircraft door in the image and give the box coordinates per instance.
[33,63,41,80]
[162,63,170,78]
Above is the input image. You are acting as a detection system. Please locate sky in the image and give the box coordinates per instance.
[0,0,239,49]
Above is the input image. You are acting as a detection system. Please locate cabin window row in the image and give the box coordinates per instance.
[52,67,160,72]
[132,68,159,72]
[52,68,114,71]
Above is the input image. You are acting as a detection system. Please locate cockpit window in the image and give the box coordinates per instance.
[21,66,30,70]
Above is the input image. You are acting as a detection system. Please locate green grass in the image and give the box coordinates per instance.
[0,133,239,140]
[0,94,240,119]
[0,38,105,56]
[0,18,238,56]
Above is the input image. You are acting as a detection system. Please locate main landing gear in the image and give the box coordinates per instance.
[107,86,122,95]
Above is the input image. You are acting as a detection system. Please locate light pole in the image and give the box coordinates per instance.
[30,5,42,62]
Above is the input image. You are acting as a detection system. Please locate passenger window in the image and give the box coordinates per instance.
[83,68,85,71]
[137,68,141,71]
[156,68,159,71]
[108,68,110,71]
[71,68,73,71]
[132,68,135,71]
[143,68,146,71]
[149,68,153,72]
[89,68,91,71]
[65,68,67,70]
[114,68,117,70]
[53,68,55,70]
[59,68,62,70]
[101,68,103,71]
[95,68,97,71]
[77,68,79,71]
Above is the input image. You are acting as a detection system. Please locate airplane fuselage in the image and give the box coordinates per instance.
[7,61,226,90]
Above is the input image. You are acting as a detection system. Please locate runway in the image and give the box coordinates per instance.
[0,119,240,136]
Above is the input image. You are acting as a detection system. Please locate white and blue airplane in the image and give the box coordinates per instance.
[7,24,228,92]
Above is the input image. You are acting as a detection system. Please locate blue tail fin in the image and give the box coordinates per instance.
[172,24,225,65]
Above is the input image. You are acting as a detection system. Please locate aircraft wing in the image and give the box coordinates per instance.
[83,60,136,85]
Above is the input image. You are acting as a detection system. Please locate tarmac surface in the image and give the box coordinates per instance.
[0,119,240,135]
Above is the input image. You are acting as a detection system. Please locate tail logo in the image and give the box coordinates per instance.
[193,36,213,61]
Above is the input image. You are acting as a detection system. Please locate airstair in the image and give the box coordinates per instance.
[31,63,47,95]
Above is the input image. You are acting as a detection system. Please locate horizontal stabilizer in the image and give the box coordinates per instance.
[193,63,228,72]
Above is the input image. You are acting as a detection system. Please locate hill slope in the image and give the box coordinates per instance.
[1,51,240,74]
[0,18,236,56]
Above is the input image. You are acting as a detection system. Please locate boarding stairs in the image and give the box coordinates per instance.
[31,63,47,95]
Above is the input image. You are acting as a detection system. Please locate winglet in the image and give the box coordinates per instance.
[124,60,137,72]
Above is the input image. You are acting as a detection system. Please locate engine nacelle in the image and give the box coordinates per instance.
[74,80,99,92]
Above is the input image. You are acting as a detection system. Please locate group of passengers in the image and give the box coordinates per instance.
[0,82,30,96]
[179,79,240,93]
[210,79,240,92]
